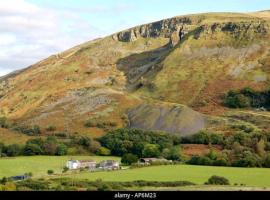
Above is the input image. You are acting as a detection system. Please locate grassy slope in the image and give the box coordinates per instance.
[0,128,31,144]
[0,156,120,178]
[62,165,270,187]
[0,12,270,138]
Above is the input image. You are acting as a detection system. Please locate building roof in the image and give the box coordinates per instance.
[140,158,169,162]
[99,160,119,166]
[79,160,96,163]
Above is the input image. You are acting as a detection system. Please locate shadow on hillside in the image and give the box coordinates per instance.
[115,26,203,92]
[116,42,171,91]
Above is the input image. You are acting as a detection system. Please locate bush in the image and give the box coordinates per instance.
[205,175,230,185]
[188,156,213,166]
[47,170,54,175]
[84,120,95,128]
[46,126,56,132]
[121,153,138,165]
[224,90,251,108]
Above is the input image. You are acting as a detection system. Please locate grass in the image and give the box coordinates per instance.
[0,156,120,179]
[62,164,270,187]
[1,156,270,188]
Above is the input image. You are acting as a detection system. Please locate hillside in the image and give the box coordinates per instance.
[0,11,270,138]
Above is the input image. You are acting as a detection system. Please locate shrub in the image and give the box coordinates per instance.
[46,126,56,132]
[205,175,230,185]
[224,91,251,108]
[84,120,95,128]
[47,170,54,175]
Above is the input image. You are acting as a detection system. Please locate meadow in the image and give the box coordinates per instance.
[0,156,120,178]
[63,165,270,187]
[1,156,270,188]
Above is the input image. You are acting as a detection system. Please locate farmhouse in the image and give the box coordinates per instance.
[66,160,97,170]
[139,158,172,164]
[99,160,120,170]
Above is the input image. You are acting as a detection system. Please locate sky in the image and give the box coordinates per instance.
[0,0,270,76]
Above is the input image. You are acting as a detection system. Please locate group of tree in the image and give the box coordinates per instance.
[224,87,270,109]
[0,135,107,157]
[0,137,68,157]
[98,128,182,164]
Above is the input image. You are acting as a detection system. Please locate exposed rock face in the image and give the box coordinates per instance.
[112,17,192,45]
[112,16,269,47]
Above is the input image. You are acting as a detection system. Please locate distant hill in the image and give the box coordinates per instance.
[1,11,270,137]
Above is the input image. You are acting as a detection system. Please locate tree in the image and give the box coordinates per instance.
[131,142,145,157]
[0,177,8,185]
[121,153,138,165]
[5,144,21,157]
[205,175,230,185]
[23,144,43,156]
[232,151,262,167]
[264,154,270,168]
[142,144,160,158]
[0,143,4,156]
[56,144,68,156]
[162,147,182,161]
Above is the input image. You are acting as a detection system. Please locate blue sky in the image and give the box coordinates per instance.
[0,0,270,76]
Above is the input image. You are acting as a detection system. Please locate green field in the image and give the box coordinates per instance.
[0,156,120,178]
[64,165,270,187]
[1,156,270,188]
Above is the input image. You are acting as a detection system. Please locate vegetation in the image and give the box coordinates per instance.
[0,135,104,157]
[121,154,139,165]
[205,175,230,185]
[47,170,54,175]
[0,156,121,179]
[98,129,182,160]
[224,87,270,109]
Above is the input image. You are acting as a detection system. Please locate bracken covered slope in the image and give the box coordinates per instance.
[1,11,270,137]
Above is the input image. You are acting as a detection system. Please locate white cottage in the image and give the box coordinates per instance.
[66,160,97,170]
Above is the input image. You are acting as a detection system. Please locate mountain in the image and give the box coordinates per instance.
[1,11,270,138]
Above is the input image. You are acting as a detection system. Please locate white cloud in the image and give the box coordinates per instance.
[0,0,104,76]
